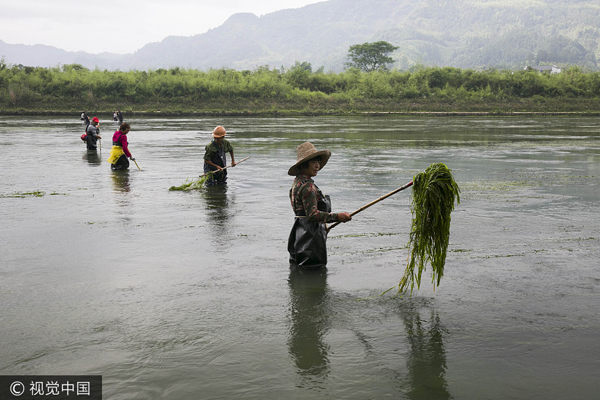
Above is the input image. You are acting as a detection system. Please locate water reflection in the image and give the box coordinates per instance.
[201,185,233,240]
[111,170,130,193]
[287,266,331,382]
[83,150,102,166]
[402,304,451,400]
[111,170,132,225]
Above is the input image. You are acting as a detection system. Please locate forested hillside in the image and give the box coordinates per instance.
[1,0,599,71]
[126,0,599,71]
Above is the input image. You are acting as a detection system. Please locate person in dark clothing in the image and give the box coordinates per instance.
[82,112,90,130]
[85,117,101,150]
[117,110,123,124]
[203,126,236,185]
[288,142,351,268]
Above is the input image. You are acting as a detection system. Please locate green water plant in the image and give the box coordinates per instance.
[169,157,249,191]
[169,174,211,191]
[399,163,461,295]
[0,190,45,198]
[325,162,460,296]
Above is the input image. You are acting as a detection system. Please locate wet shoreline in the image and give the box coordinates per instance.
[2,110,600,117]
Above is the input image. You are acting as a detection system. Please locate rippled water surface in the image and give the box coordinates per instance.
[1,115,599,399]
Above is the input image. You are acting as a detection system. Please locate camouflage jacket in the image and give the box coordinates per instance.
[290,175,339,223]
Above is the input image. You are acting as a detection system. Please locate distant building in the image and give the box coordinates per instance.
[524,65,562,74]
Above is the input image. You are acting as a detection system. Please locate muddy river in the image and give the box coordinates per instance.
[1,115,599,399]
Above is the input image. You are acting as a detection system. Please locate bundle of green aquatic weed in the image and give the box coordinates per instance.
[169,174,211,191]
[399,163,460,295]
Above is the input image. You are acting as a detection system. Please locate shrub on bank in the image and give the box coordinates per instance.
[0,63,599,113]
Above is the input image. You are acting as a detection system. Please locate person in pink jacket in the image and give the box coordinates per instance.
[107,123,135,170]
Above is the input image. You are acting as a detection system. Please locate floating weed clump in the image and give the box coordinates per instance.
[169,174,211,191]
[1,191,45,198]
[169,157,250,191]
[399,163,460,295]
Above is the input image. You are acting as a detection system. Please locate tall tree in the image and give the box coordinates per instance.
[345,41,399,72]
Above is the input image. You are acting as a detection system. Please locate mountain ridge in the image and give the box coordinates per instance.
[1,0,598,71]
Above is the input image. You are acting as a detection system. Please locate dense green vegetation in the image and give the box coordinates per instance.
[1,60,600,115]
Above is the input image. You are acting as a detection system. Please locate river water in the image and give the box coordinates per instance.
[1,115,599,399]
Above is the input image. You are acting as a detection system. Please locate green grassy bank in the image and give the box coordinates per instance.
[1,63,599,116]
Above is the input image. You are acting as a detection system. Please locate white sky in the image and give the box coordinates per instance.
[0,0,324,54]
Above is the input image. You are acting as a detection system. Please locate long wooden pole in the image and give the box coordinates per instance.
[199,156,250,178]
[326,180,413,232]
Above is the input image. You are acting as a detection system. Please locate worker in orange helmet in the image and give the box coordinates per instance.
[203,126,236,185]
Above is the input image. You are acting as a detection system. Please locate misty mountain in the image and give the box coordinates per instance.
[2,0,598,71]
[0,41,127,70]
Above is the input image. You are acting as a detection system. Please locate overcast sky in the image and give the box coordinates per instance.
[0,0,324,54]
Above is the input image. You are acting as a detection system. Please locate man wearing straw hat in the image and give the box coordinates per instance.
[204,126,236,185]
[288,142,352,268]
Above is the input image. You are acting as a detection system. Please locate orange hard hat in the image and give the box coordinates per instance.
[212,126,226,138]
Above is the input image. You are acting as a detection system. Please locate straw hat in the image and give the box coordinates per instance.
[212,126,226,138]
[288,142,331,176]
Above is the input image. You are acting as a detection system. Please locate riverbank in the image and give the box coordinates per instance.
[2,65,600,117]
[2,110,599,117]
[2,98,600,117]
